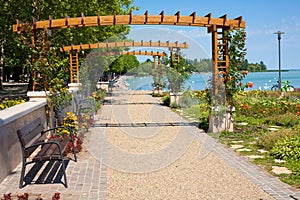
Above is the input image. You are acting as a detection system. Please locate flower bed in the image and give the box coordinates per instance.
[0,97,28,110]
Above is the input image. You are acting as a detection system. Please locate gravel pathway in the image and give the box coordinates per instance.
[87,89,277,200]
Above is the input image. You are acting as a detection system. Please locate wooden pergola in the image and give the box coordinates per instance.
[13,10,246,94]
[60,40,188,83]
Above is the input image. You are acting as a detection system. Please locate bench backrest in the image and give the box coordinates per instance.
[17,118,45,157]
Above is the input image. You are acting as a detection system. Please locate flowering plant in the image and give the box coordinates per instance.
[61,111,78,134]
[78,114,94,131]
[0,97,27,110]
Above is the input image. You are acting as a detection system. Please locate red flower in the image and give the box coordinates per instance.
[243,103,248,109]
[242,70,248,75]
[52,192,60,200]
[248,82,254,88]
[297,111,300,115]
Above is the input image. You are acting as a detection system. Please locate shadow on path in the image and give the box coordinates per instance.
[22,160,70,188]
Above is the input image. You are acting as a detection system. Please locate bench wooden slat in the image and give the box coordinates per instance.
[17,118,44,147]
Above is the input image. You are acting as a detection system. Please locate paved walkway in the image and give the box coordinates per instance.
[0,89,299,199]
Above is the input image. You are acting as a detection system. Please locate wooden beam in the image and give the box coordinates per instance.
[13,11,246,32]
[145,10,148,24]
[89,50,167,57]
[81,13,85,26]
[207,24,217,33]
[60,40,189,52]
[205,13,212,26]
[129,10,132,24]
[190,12,196,24]
[220,14,227,26]
[175,11,180,23]
[160,10,164,23]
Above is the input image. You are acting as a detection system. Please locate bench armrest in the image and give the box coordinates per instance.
[42,126,74,140]
[24,140,64,154]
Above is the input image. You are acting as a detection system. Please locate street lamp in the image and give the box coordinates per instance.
[274,31,284,91]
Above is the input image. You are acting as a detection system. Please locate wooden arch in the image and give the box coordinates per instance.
[61,40,188,83]
[13,11,246,93]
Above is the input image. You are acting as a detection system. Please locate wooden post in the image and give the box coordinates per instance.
[75,51,79,83]
[31,31,37,91]
[69,52,73,83]
[176,48,180,63]
[210,25,218,96]
[153,55,157,70]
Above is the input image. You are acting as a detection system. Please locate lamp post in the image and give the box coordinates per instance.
[274,31,284,91]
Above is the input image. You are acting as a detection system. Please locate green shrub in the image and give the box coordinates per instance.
[287,159,300,177]
[264,112,300,127]
[162,93,170,106]
[170,101,180,108]
[271,135,300,160]
[152,92,163,97]
[257,129,296,151]
[180,95,198,108]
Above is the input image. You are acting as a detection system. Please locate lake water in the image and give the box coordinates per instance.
[126,71,300,91]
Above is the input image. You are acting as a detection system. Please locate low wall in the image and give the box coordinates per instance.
[0,98,47,183]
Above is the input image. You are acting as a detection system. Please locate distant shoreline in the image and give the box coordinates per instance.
[264,70,289,72]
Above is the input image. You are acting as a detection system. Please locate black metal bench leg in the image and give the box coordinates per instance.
[19,163,26,189]
[61,159,68,188]
[70,140,77,162]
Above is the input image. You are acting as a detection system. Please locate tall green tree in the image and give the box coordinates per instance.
[108,55,139,74]
[0,0,138,89]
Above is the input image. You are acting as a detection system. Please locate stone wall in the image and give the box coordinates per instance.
[0,98,47,183]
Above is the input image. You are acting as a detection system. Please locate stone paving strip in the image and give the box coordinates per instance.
[0,89,299,200]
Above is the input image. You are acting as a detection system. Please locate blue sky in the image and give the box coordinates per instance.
[128,0,300,70]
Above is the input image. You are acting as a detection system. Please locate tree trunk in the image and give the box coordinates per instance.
[0,39,5,91]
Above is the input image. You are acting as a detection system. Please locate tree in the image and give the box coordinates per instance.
[108,55,140,74]
[161,55,195,94]
[0,0,138,89]
[259,61,267,71]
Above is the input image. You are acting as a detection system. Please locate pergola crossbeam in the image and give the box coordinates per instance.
[13,11,245,32]
[60,40,189,52]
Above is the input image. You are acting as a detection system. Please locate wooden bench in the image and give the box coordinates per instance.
[16,117,77,188]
